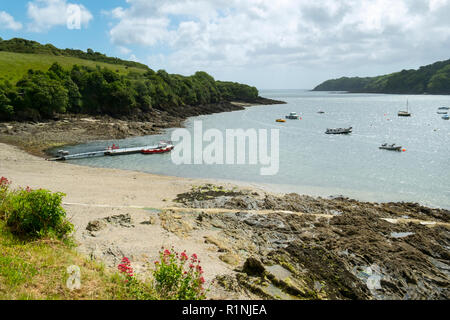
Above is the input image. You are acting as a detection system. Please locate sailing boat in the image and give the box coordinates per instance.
[398,100,412,117]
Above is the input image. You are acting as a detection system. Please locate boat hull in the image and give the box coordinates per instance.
[141,146,174,154]
[325,127,352,134]
[379,147,402,151]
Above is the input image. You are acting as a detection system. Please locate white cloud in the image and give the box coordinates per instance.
[0,11,23,31]
[27,0,93,32]
[118,46,132,55]
[106,0,450,87]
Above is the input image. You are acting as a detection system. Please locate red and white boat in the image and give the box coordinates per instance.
[141,141,174,154]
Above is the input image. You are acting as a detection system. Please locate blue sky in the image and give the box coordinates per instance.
[1,0,450,89]
[0,1,129,59]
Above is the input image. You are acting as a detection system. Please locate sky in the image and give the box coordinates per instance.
[0,0,450,89]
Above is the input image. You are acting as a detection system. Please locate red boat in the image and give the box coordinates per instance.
[141,143,174,154]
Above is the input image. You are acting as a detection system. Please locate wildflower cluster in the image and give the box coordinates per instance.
[0,177,10,188]
[0,177,11,202]
[153,247,207,300]
[118,257,134,283]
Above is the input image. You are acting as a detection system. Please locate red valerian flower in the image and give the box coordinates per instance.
[180,252,188,261]
[0,177,11,186]
[118,257,134,281]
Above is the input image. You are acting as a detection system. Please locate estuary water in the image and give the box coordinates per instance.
[61,90,450,209]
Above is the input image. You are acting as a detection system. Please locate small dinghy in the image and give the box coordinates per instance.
[285,112,300,119]
[57,150,70,156]
[438,107,449,110]
[317,111,325,114]
[276,119,286,123]
[379,143,402,151]
[325,127,352,134]
[437,111,448,114]
[442,114,450,120]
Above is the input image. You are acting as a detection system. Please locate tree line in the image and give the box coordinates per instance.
[0,63,259,121]
[313,58,450,94]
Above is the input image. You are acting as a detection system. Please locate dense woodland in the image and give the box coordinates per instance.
[313,59,450,94]
[0,38,260,121]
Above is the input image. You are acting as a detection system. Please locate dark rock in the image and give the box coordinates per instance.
[242,257,266,277]
[86,220,107,232]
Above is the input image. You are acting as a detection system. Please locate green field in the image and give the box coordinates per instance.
[0,51,146,84]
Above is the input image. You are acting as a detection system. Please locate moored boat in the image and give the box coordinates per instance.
[379,143,402,151]
[285,112,300,119]
[398,111,411,117]
[437,111,448,114]
[276,119,286,122]
[442,114,450,120]
[438,107,449,110]
[141,142,174,154]
[398,100,412,117]
[325,127,352,134]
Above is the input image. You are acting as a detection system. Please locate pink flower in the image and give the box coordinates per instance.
[180,252,188,261]
[0,177,10,187]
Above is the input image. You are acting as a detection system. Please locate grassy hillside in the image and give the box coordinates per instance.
[0,51,145,84]
[313,58,450,94]
[0,37,149,71]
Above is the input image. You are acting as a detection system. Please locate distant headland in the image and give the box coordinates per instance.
[313,58,450,95]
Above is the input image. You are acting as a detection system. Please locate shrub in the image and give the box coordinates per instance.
[153,248,207,300]
[2,187,73,239]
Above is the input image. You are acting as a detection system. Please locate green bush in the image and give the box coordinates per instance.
[2,188,73,239]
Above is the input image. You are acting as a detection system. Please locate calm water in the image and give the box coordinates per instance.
[60,90,450,209]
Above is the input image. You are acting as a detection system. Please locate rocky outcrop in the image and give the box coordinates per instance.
[170,186,450,300]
